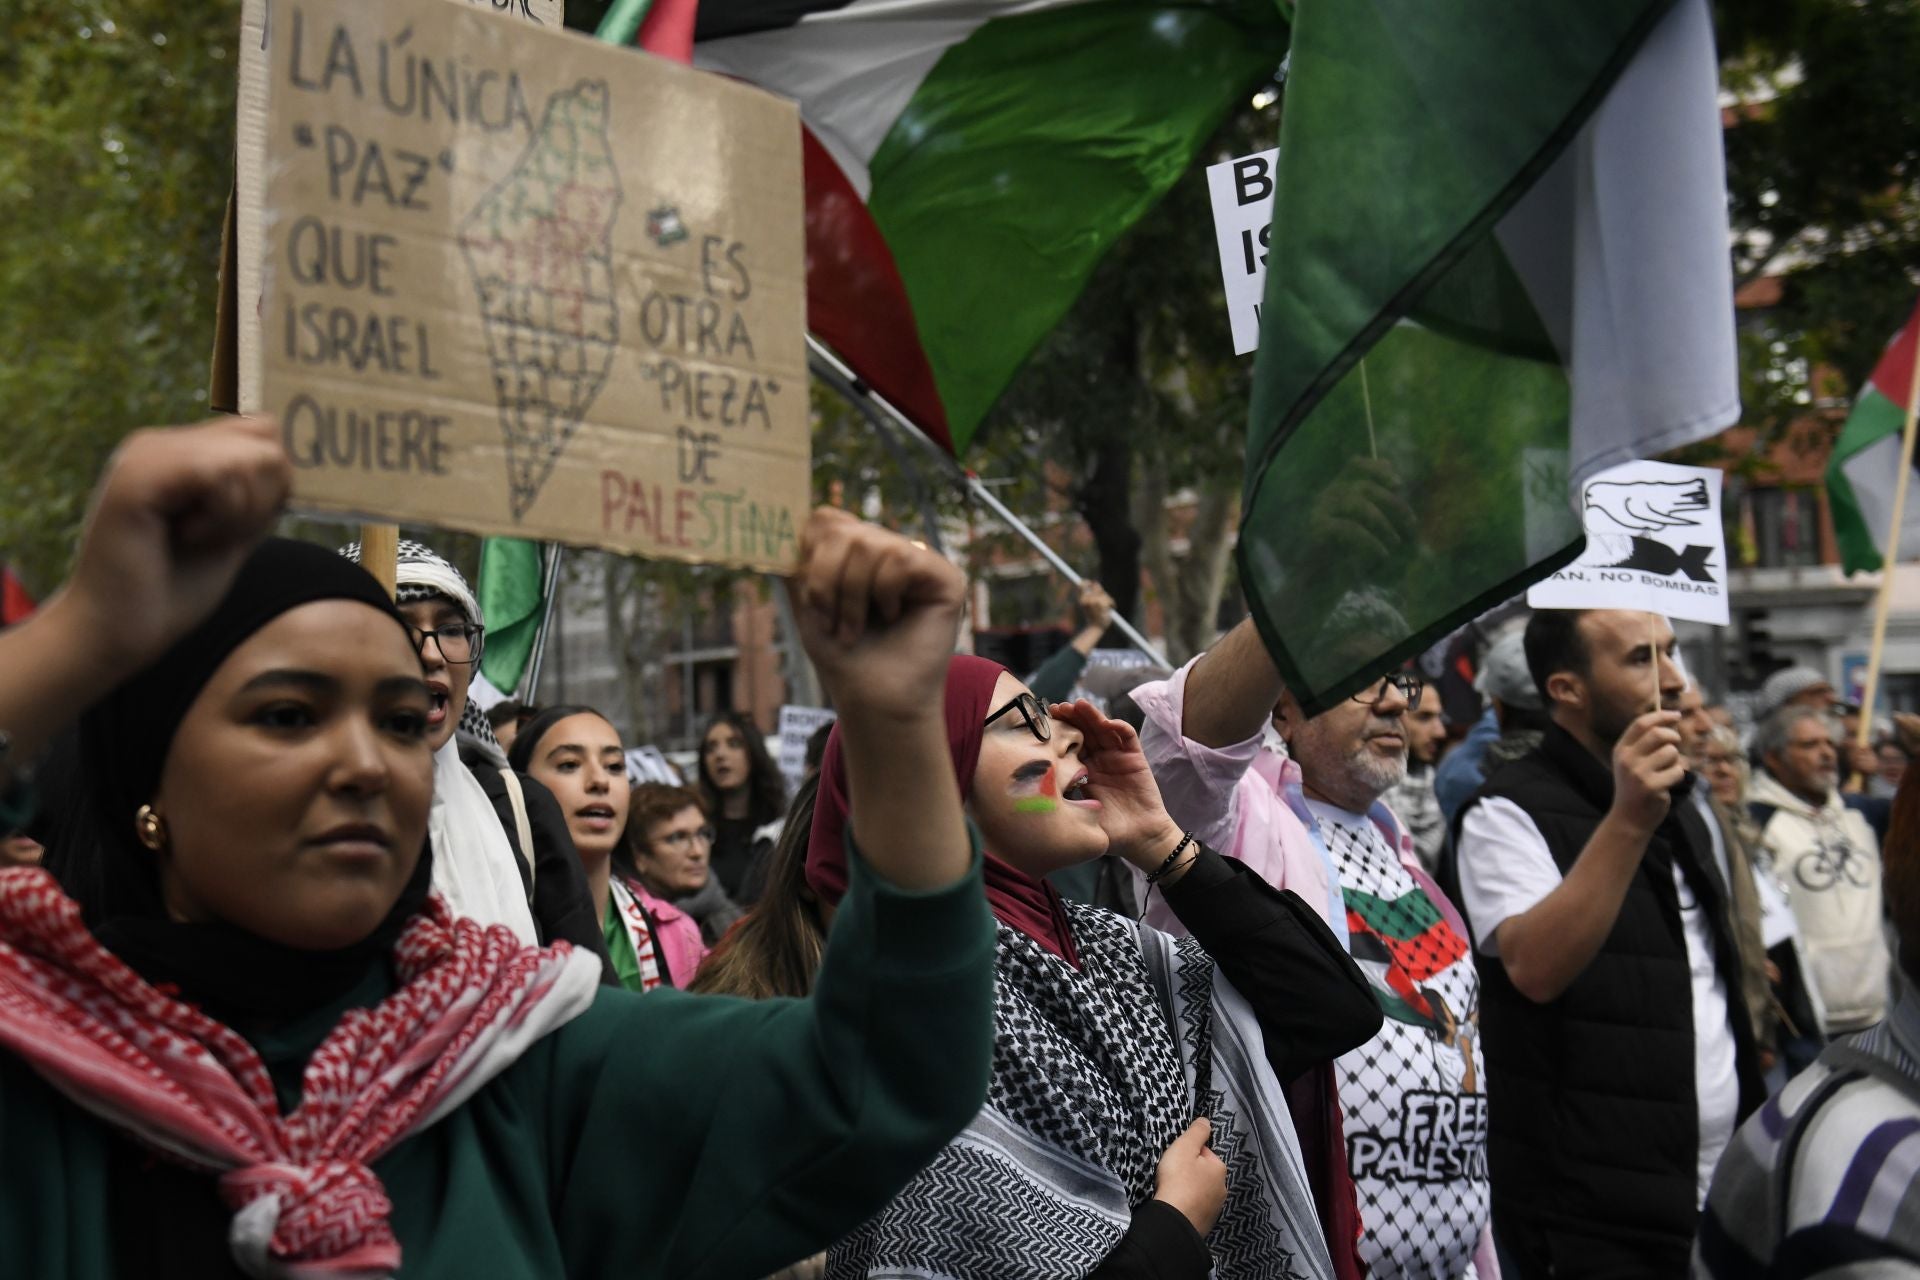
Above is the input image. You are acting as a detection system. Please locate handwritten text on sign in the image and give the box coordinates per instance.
[1527,459,1730,626]
[1205,148,1277,357]
[261,0,809,570]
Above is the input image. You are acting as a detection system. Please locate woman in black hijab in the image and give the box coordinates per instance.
[0,417,995,1280]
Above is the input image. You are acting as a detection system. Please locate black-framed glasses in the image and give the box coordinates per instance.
[407,623,485,665]
[984,692,1052,744]
[657,825,716,850]
[1350,672,1423,709]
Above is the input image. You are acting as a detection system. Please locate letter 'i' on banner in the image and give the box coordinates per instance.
[1205,148,1277,357]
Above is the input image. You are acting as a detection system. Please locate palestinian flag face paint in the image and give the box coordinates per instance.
[1012,764,1060,815]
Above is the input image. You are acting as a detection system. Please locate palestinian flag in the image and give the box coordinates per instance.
[1343,884,1467,1032]
[472,539,550,706]
[691,0,1290,453]
[1238,0,1740,714]
[1828,297,1920,574]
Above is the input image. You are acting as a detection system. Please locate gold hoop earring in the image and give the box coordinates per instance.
[134,804,168,853]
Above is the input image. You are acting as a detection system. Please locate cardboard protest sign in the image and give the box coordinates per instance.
[775,704,836,794]
[1205,148,1277,356]
[237,0,563,415]
[256,0,809,570]
[1527,459,1729,625]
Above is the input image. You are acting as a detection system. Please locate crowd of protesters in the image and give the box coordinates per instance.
[1,418,1917,1279]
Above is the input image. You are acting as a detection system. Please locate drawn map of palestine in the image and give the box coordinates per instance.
[458,79,623,519]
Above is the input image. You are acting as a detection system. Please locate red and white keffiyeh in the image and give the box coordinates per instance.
[0,867,600,1279]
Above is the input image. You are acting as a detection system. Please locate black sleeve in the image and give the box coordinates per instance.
[1085,1200,1212,1280]
[1157,847,1382,1082]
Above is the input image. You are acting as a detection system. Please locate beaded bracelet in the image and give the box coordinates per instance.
[1145,831,1198,884]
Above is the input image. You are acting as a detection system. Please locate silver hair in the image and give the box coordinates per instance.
[1754,704,1829,762]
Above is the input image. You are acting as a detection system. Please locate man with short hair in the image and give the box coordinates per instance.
[1137,616,1492,1280]
[1454,609,1763,1278]
[1386,683,1448,870]
[1748,704,1890,1035]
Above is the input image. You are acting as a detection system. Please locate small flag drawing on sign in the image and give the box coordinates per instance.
[1527,459,1729,626]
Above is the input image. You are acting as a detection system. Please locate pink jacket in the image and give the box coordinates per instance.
[629,880,709,989]
[1134,658,1470,943]
[1134,656,1496,1279]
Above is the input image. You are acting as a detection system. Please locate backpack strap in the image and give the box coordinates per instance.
[1772,1040,1920,1239]
[497,768,536,906]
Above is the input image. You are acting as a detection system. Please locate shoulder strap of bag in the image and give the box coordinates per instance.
[1772,1041,1920,1238]
[498,768,536,906]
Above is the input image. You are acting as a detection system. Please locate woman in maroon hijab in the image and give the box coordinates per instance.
[807,657,1382,1280]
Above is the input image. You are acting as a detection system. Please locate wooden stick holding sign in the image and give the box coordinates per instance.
[1854,334,1920,749]
[359,524,399,599]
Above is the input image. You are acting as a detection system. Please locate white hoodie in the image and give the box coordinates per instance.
[1748,770,1891,1033]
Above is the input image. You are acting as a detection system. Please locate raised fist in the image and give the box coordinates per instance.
[61,417,291,671]
[791,509,966,725]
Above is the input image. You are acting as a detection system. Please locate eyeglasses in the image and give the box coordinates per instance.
[984,692,1052,744]
[656,825,715,850]
[406,622,484,665]
[1350,672,1424,709]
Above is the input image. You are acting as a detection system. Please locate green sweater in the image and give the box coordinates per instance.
[0,852,995,1278]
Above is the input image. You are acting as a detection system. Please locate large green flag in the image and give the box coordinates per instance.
[1240,0,1739,713]
[477,538,546,701]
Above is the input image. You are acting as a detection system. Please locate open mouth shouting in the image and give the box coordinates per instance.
[576,803,618,835]
[425,680,452,729]
[1061,769,1098,808]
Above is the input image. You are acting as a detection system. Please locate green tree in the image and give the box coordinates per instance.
[1717,0,1920,431]
[0,0,241,593]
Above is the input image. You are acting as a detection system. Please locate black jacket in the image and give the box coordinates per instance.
[472,766,616,985]
[1460,723,1763,1275]
[1089,848,1381,1278]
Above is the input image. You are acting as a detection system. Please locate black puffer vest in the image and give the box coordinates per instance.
[1461,723,1762,1254]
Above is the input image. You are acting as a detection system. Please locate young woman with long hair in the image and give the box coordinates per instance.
[509,706,703,990]
[0,421,996,1279]
[698,710,788,902]
[691,776,823,1000]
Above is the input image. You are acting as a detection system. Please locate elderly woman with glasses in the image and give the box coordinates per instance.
[626,782,744,948]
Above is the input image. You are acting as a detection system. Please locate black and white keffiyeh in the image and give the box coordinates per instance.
[340,539,506,767]
[339,538,535,941]
[828,904,1331,1280]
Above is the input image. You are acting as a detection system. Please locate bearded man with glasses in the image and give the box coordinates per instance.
[1132,614,1493,1280]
